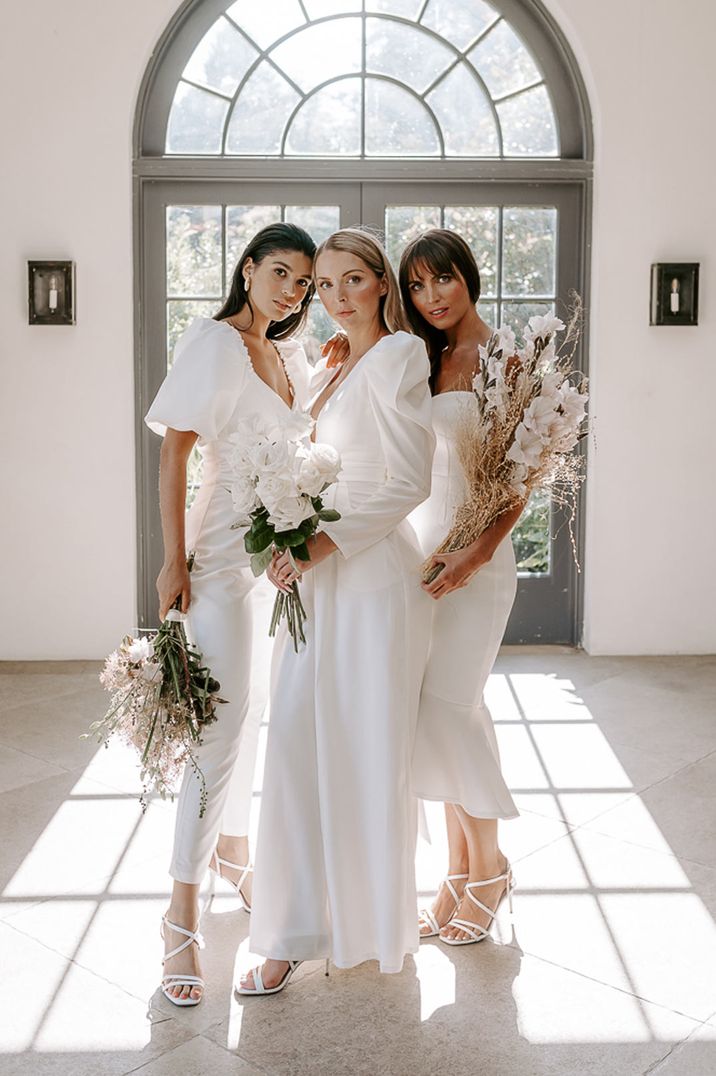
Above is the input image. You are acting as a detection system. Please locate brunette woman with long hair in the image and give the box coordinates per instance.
[145,222,315,1004]
[399,229,521,946]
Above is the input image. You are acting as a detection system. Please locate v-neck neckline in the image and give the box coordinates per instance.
[219,319,296,411]
[309,332,391,424]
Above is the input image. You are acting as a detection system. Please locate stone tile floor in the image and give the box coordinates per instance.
[1,649,715,1075]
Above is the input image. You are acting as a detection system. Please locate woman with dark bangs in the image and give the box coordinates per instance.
[399,229,522,947]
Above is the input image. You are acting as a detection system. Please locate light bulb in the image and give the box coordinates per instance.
[670,277,680,314]
[48,274,59,312]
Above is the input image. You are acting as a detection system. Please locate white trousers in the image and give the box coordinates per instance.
[169,571,273,884]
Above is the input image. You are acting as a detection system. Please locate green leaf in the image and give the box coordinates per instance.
[250,546,274,577]
[281,530,310,548]
[293,541,311,562]
[245,525,274,554]
[317,508,341,523]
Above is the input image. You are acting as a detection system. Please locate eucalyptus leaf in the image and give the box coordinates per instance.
[250,546,274,577]
[317,508,341,522]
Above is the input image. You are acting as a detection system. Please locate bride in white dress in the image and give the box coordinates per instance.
[145,223,314,1004]
[399,229,522,946]
[239,229,435,995]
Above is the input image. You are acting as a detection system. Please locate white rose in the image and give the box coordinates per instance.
[256,473,297,509]
[267,494,315,532]
[297,443,341,496]
[230,475,260,518]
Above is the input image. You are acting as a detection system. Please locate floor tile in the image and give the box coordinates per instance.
[655,1020,716,1076]
[0,742,66,795]
[128,1035,262,1075]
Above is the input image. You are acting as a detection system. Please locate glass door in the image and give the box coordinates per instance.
[362,181,585,644]
[137,181,361,627]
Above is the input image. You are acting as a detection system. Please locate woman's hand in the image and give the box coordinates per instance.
[269,533,337,591]
[421,541,493,600]
[156,557,191,620]
[321,332,350,369]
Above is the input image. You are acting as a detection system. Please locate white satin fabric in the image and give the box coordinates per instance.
[145,318,310,883]
[250,332,436,973]
[410,392,519,820]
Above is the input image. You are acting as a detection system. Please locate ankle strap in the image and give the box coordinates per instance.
[162,918,205,963]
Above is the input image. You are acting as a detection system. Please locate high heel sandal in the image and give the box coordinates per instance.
[418,873,468,938]
[236,958,330,997]
[209,850,252,912]
[160,916,205,1007]
[440,866,514,946]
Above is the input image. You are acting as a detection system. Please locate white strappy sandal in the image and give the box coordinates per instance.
[236,958,330,997]
[160,916,205,1006]
[209,850,252,912]
[419,873,468,938]
[440,866,514,946]
[236,960,304,996]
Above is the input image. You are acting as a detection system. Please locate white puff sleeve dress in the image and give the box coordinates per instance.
[249,332,436,973]
[145,318,310,883]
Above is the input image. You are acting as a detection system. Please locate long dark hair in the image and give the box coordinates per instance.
[214,222,316,340]
[398,229,481,385]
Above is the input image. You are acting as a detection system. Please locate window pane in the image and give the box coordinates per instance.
[500,300,555,339]
[182,17,257,97]
[385,205,441,268]
[443,206,499,296]
[421,0,499,52]
[166,206,222,297]
[303,0,361,13]
[285,205,340,245]
[299,298,337,362]
[286,79,361,155]
[167,300,220,361]
[366,0,423,16]
[226,206,282,288]
[497,85,558,156]
[512,488,551,575]
[469,20,541,100]
[427,63,498,156]
[479,301,497,331]
[166,83,229,154]
[225,64,300,154]
[271,19,362,93]
[502,207,557,296]
[226,0,306,50]
[365,80,440,157]
[366,17,454,94]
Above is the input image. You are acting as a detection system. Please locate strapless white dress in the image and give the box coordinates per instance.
[410,392,519,820]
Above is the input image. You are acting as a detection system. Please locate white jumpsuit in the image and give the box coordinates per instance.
[145,317,310,883]
[410,392,519,820]
[249,332,436,973]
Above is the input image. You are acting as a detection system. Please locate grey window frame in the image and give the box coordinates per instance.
[133,0,593,640]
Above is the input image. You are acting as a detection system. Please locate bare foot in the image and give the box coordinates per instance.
[162,916,204,1001]
[419,873,467,936]
[239,959,291,993]
[440,858,511,943]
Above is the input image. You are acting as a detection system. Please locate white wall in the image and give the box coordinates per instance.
[1,0,714,658]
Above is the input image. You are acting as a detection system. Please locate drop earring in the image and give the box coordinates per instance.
[244,277,251,293]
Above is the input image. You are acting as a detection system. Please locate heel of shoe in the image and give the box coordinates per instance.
[507,870,515,914]
[324,958,330,977]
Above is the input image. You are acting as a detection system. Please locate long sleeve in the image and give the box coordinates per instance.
[145,319,247,442]
[321,333,435,559]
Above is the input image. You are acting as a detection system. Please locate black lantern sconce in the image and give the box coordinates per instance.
[28,261,76,325]
[650,263,699,326]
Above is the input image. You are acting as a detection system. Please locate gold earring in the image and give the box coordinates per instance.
[293,302,302,314]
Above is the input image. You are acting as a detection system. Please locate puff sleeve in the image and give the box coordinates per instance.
[145,319,247,442]
[321,332,436,559]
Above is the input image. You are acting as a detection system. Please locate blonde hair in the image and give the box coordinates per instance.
[315,227,409,334]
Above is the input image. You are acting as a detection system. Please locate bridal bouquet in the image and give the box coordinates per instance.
[84,558,225,816]
[229,412,341,651]
[425,307,588,582]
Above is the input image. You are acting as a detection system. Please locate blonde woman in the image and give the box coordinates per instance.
[239,229,436,995]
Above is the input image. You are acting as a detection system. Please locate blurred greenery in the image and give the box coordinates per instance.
[512,488,550,574]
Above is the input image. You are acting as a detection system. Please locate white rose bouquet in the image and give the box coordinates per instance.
[229,413,342,651]
[425,306,588,582]
[84,555,225,816]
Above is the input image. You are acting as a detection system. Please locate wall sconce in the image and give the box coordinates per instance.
[28,261,75,325]
[650,263,699,326]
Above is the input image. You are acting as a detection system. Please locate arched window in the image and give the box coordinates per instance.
[135,0,592,644]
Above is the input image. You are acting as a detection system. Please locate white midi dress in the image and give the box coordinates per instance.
[145,317,310,883]
[249,332,436,973]
[410,392,519,820]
